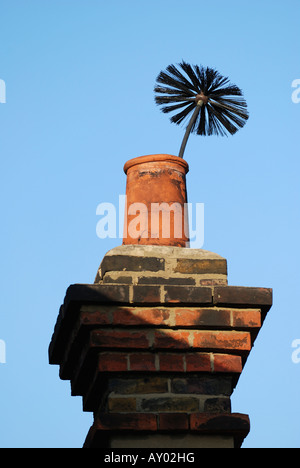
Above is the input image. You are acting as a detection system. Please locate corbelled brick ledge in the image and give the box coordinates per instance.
[49,246,272,448]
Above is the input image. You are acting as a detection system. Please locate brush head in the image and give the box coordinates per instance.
[154,61,249,136]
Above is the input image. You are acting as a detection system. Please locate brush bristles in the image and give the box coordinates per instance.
[154,61,249,137]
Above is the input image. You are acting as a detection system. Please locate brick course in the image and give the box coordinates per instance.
[83,412,250,448]
[93,352,242,374]
[49,245,272,448]
[174,258,227,275]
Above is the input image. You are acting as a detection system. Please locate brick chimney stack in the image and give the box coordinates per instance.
[49,155,272,448]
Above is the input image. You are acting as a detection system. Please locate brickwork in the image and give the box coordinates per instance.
[94,245,228,287]
[49,246,272,448]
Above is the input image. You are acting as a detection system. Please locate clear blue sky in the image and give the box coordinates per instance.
[0,0,299,448]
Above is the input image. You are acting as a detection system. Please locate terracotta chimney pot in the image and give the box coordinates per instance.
[123,154,189,247]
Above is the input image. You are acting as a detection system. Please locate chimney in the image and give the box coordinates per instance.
[49,153,272,449]
[122,155,189,247]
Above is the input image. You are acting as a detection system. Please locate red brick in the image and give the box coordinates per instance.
[164,286,212,304]
[192,331,251,352]
[232,309,261,328]
[190,412,250,435]
[154,330,191,349]
[96,413,157,431]
[159,413,189,430]
[98,353,128,372]
[185,353,211,372]
[80,308,111,325]
[159,353,184,372]
[129,353,156,371]
[132,285,161,304]
[174,308,231,328]
[213,354,242,373]
[65,283,130,304]
[113,307,170,326]
[91,329,150,349]
[214,286,272,310]
[112,307,143,325]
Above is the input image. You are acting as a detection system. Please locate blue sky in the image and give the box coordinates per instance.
[0,0,299,448]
